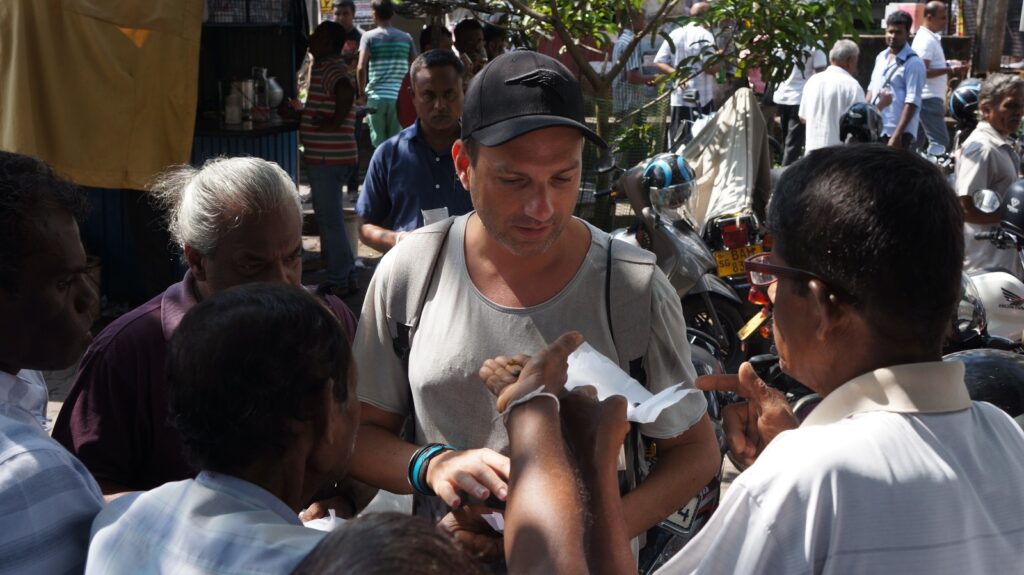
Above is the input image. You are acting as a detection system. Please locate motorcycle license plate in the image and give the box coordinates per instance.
[714,244,762,277]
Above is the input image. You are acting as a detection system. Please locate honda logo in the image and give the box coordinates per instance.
[1002,287,1024,308]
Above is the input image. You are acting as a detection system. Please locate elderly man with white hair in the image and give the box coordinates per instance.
[799,39,866,152]
[956,73,1024,279]
[53,157,358,498]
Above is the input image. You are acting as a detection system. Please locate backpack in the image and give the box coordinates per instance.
[383,216,660,491]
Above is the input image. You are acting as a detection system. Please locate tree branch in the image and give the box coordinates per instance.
[545,0,603,93]
[505,0,551,23]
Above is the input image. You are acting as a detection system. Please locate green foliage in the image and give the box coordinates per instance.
[492,0,871,96]
[691,0,873,87]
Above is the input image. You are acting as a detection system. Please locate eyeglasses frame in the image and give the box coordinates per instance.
[744,253,858,305]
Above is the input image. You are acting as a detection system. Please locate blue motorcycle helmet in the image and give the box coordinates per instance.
[642,153,697,213]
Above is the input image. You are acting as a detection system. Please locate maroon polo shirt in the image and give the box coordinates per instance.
[52,272,358,491]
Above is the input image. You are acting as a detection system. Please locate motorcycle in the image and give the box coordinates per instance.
[638,328,726,574]
[966,188,1024,346]
[597,156,747,373]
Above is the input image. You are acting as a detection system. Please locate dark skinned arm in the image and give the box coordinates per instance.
[561,389,634,575]
[960,196,1002,225]
[356,49,369,105]
[505,399,588,575]
[480,333,591,574]
[357,217,406,253]
[888,102,917,147]
[317,76,354,132]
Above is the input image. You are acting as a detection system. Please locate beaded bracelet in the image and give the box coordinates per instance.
[407,443,456,496]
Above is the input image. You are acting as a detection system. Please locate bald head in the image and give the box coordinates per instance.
[923,1,947,32]
[690,2,710,16]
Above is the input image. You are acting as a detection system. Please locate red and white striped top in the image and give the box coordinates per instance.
[300,56,357,165]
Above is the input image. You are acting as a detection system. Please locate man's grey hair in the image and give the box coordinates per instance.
[829,39,859,64]
[151,156,301,255]
[979,74,1024,112]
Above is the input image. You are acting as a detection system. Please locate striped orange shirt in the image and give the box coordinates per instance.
[300,56,357,165]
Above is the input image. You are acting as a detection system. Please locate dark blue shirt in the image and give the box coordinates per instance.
[356,121,473,232]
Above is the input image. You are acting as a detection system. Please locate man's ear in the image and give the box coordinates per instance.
[452,139,472,190]
[183,244,208,282]
[807,279,846,342]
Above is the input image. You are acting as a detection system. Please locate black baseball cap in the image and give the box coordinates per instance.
[461,50,607,149]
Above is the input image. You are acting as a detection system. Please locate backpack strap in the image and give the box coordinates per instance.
[604,236,657,372]
[604,236,658,496]
[385,216,457,372]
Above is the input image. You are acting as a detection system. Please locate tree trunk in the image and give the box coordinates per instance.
[973,0,1010,73]
[592,83,614,230]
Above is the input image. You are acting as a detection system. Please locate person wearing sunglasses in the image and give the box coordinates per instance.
[646,145,1024,572]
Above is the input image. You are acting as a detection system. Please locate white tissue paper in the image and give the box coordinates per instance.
[303,508,347,532]
[565,342,701,424]
[482,512,506,533]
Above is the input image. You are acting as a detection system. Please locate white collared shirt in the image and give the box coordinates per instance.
[654,23,717,108]
[911,26,948,101]
[799,65,865,151]
[772,48,827,106]
[956,121,1024,277]
[659,361,1024,574]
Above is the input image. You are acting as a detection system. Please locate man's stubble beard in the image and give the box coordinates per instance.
[476,208,569,258]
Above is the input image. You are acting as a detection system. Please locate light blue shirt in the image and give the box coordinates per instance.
[0,370,104,575]
[87,471,326,575]
[868,42,926,138]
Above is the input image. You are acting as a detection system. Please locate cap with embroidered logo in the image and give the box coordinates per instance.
[461,50,607,148]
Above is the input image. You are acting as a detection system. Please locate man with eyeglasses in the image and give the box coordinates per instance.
[488,145,1024,573]
[356,49,473,253]
[663,145,1024,571]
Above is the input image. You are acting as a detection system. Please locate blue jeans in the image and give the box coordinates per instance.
[305,162,357,287]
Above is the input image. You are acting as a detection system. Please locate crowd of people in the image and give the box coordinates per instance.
[3,1,1024,574]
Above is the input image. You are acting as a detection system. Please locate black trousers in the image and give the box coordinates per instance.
[777,103,804,166]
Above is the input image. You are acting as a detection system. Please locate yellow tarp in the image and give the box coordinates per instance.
[0,0,203,190]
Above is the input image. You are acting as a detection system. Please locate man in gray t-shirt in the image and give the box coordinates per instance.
[349,51,719,550]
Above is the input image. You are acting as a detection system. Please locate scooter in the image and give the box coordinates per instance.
[598,157,747,373]
[966,189,1024,346]
[637,328,726,574]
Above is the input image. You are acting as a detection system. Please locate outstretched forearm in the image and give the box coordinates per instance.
[622,414,720,537]
[506,400,588,575]
[892,102,918,142]
[349,417,418,494]
[577,453,633,575]
[358,220,404,253]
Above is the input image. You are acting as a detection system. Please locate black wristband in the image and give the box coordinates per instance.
[407,443,455,496]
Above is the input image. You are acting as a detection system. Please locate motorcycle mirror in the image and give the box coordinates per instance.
[596,152,619,174]
[973,189,1002,214]
[926,142,946,157]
